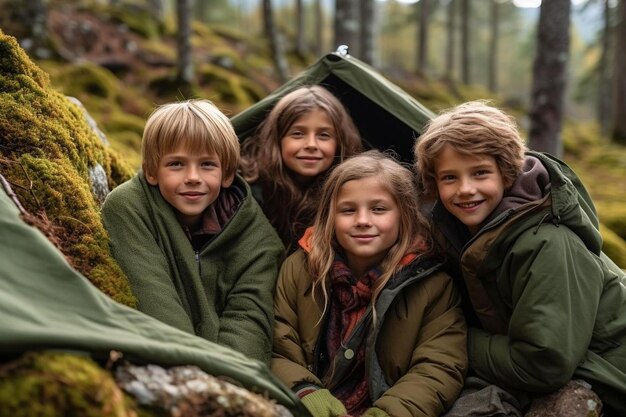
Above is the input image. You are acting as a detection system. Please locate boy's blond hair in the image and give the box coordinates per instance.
[141,99,240,180]
[414,100,527,199]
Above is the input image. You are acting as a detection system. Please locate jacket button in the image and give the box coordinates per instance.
[344,349,354,360]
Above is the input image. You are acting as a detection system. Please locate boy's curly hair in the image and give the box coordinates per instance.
[414,100,527,199]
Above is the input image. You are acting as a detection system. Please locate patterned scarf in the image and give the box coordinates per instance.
[324,258,381,416]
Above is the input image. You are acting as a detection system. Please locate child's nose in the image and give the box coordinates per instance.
[458,178,476,195]
[184,166,200,183]
[304,133,318,149]
[355,210,371,226]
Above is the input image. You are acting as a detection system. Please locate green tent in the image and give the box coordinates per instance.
[0,184,308,417]
[231,49,435,162]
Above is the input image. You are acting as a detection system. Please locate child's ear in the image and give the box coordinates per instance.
[143,167,158,186]
[221,173,235,188]
[145,174,158,186]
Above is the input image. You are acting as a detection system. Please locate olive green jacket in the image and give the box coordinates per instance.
[102,173,284,364]
[433,152,626,414]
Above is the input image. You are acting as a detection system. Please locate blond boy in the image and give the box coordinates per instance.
[102,99,283,364]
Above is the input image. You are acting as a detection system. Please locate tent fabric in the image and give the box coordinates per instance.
[0,186,307,417]
[231,51,435,162]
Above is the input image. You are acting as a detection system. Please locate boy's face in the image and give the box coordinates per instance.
[434,145,505,235]
[280,108,337,183]
[146,147,234,228]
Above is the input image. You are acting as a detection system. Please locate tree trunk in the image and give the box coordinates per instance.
[461,0,470,85]
[488,0,499,93]
[598,0,611,137]
[528,0,571,156]
[360,0,376,64]
[334,0,359,57]
[446,0,456,80]
[315,0,324,56]
[176,0,194,85]
[262,0,289,82]
[295,0,306,58]
[417,0,430,75]
[612,0,626,143]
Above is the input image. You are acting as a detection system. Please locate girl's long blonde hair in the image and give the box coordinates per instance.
[307,150,432,313]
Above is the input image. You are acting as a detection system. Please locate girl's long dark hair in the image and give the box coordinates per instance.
[240,86,362,252]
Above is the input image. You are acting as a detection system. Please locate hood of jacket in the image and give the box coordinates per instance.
[434,151,602,259]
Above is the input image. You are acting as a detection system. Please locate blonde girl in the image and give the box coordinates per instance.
[272,150,467,417]
[240,85,362,253]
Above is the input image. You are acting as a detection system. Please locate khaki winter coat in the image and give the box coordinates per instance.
[272,250,467,417]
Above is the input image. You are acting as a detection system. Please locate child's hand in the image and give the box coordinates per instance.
[300,388,347,417]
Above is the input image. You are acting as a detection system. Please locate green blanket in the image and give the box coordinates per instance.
[0,186,306,416]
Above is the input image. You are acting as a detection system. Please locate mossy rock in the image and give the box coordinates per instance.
[0,29,136,307]
[0,352,145,417]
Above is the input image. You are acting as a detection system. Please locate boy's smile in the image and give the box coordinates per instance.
[146,147,233,228]
[280,108,337,183]
[434,145,505,235]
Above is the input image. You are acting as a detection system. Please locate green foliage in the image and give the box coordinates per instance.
[0,352,142,417]
[0,29,136,307]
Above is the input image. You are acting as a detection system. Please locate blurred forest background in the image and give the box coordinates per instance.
[1,0,626,265]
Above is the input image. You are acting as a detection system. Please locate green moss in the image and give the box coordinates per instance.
[601,223,626,269]
[105,112,146,137]
[105,3,163,39]
[0,29,135,307]
[51,63,120,103]
[0,29,49,87]
[198,63,258,109]
[106,131,142,171]
[597,203,626,243]
[140,39,176,61]
[562,122,602,158]
[147,71,203,100]
[0,352,141,417]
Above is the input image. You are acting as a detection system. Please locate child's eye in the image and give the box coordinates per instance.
[288,130,304,138]
[318,131,334,140]
[166,161,183,167]
[474,170,489,177]
[201,161,218,168]
[338,207,355,214]
[372,206,387,213]
[439,174,455,182]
